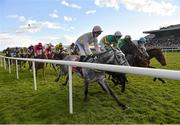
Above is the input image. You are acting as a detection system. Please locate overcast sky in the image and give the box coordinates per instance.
[0,0,180,50]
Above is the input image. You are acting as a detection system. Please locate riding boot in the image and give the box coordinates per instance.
[80,55,86,62]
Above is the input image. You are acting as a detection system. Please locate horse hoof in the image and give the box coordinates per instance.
[122,105,130,110]
[120,104,129,110]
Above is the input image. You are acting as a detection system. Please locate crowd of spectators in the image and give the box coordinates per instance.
[145,37,180,49]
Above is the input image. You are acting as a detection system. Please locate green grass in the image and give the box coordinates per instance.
[0,52,180,124]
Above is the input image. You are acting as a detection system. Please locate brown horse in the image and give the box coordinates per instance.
[147,48,166,66]
[34,54,46,78]
[119,41,167,83]
[147,48,167,83]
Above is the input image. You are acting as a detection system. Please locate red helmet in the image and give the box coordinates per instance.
[38,42,42,46]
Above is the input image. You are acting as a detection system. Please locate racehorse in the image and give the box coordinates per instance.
[55,48,129,92]
[17,48,27,70]
[25,49,46,78]
[55,48,129,109]
[120,40,149,67]
[34,54,46,77]
[5,48,12,66]
[147,48,167,83]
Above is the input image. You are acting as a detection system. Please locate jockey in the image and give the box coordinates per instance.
[34,42,44,58]
[5,47,11,57]
[100,31,122,51]
[137,37,146,49]
[27,45,34,56]
[67,43,75,55]
[137,37,149,58]
[45,43,53,58]
[75,25,102,62]
[117,35,132,49]
[13,47,19,57]
[55,42,64,53]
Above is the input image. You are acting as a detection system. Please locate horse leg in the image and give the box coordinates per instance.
[108,75,111,80]
[52,64,57,72]
[111,78,118,86]
[55,70,62,82]
[29,62,32,72]
[98,82,107,92]
[98,79,127,110]
[157,78,166,83]
[84,79,89,101]
[120,74,128,92]
[153,77,157,81]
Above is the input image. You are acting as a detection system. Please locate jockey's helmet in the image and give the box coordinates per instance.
[124,35,131,42]
[114,31,122,37]
[139,37,146,44]
[92,25,103,34]
[38,42,42,46]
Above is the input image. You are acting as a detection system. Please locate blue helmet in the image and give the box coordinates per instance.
[138,37,146,44]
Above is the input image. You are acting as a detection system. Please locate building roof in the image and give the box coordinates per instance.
[143,24,180,34]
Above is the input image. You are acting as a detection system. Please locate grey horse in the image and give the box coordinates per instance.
[55,48,129,109]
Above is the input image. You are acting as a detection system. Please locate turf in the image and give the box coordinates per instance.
[0,52,180,124]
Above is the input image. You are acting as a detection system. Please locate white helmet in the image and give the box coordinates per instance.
[92,25,103,33]
[114,31,122,37]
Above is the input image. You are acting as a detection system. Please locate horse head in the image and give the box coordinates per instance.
[147,48,166,66]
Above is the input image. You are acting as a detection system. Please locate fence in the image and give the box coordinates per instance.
[0,55,180,114]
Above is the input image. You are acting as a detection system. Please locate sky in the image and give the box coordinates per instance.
[0,0,180,50]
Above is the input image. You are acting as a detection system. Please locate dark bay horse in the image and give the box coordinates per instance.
[5,48,12,66]
[147,48,166,66]
[118,40,149,83]
[147,48,167,83]
[34,54,46,77]
[55,48,129,109]
[16,48,27,70]
[25,49,46,78]
[120,40,149,67]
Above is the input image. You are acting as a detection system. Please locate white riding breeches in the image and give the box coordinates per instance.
[76,42,86,56]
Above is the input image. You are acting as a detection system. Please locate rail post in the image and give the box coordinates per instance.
[0,57,3,67]
[68,65,73,114]
[8,58,11,74]
[4,58,6,70]
[32,61,37,90]
[16,60,19,79]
